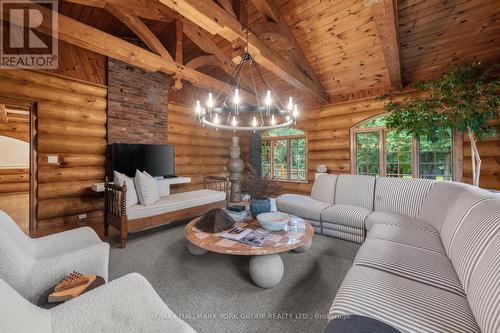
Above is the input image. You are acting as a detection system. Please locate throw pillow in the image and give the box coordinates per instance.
[113,171,139,208]
[134,170,160,206]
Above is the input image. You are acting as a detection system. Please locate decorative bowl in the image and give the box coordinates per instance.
[256,212,290,231]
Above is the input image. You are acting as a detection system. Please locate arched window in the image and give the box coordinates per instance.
[351,115,455,180]
[261,128,306,181]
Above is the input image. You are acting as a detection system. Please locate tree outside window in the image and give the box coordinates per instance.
[261,128,306,182]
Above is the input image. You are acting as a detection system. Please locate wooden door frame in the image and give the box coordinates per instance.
[0,96,38,233]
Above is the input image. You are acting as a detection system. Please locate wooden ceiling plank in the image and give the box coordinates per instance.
[172,18,184,91]
[104,2,173,60]
[12,2,257,104]
[0,105,8,123]
[371,0,402,89]
[215,0,237,18]
[156,0,329,102]
[250,0,325,100]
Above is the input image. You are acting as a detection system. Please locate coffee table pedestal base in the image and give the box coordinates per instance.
[186,242,208,255]
[249,254,284,288]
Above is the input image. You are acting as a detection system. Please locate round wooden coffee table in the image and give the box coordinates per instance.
[184,214,314,288]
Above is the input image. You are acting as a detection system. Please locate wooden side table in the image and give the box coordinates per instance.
[37,276,105,309]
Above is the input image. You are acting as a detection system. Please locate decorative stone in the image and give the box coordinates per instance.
[186,242,208,255]
[249,254,284,288]
[196,208,235,233]
[227,136,244,203]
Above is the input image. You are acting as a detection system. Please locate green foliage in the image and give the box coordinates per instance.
[384,64,500,142]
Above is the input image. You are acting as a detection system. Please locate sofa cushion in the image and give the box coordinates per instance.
[329,266,480,333]
[467,229,500,333]
[374,177,435,218]
[311,174,337,204]
[448,199,500,293]
[439,189,495,253]
[334,175,375,209]
[365,211,438,234]
[127,189,225,220]
[366,224,446,255]
[276,194,330,221]
[321,204,371,229]
[417,181,472,230]
[354,238,465,296]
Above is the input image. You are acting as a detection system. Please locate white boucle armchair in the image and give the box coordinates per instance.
[0,210,109,303]
[0,274,196,333]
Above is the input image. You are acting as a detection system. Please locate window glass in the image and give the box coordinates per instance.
[261,140,271,177]
[273,139,288,179]
[356,131,381,176]
[419,127,453,181]
[290,138,306,181]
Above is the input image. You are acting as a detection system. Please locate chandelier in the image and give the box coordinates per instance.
[194,51,299,131]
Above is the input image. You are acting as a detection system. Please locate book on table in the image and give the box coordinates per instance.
[220,226,271,247]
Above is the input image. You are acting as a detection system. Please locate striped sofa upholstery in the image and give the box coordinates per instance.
[329,194,500,333]
[365,177,435,231]
[320,175,375,243]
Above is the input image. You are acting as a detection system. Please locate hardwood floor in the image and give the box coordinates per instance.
[0,192,29,233]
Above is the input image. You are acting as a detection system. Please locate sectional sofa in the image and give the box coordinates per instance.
[277,174,500,333]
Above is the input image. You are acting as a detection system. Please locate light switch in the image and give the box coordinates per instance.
[78,214,88,220]
[47,155,58,164]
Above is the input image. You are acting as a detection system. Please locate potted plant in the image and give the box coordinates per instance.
[384,63,499,186]
[242,166,282,219]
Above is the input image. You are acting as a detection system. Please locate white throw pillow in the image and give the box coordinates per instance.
[113,171,139,208]
[134,170,160,206]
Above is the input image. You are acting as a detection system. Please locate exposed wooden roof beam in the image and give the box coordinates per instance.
[172,18,184,91]
[156,0,329,102]
[0,105,8,123]
[371,0,403,89]
[215,0,236,18]
[105,2,173,60]
[185,55,222,69]
[11,2,256,103]
[250,0,325,99]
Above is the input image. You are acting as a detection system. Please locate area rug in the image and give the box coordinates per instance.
[109,224,359,333]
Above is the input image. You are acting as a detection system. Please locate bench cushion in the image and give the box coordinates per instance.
[374,177,434,218]
[354,238,464,296]
[334,175,375,209]
[365,211,438,234]
[366,224,446,255]
[127,189,225,220]
[329,266,480,333]
[276,194,330,221]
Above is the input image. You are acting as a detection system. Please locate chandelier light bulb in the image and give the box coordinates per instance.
[286,115,291,121]
[287,97,293,111]
[207,92,214,108]
[293,104,299,118]
[213,113,220,124]
[271,114,276,125]
[202,107,206,115]
[195,100,201,114]
[252,116,258,127]
[233,89,240,105]
[231,116,237,126]
[265,90,272,106]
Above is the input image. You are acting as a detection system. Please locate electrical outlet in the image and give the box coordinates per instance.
[78,214,88,220]
[47,155,58,164]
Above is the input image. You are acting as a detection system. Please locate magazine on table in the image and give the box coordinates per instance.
[220,227,271,247]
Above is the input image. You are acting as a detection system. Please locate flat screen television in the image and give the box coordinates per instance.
[111,143,175,178]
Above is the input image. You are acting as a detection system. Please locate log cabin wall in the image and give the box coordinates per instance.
[0,69,107,232]
[166,102,250,194]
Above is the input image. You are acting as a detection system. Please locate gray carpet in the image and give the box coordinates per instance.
[109,224,359,333]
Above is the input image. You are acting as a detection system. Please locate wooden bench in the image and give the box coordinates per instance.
[104,174,229,248]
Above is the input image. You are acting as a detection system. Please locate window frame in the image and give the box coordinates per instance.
[350,114,462,181]
[261,132,308,183]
